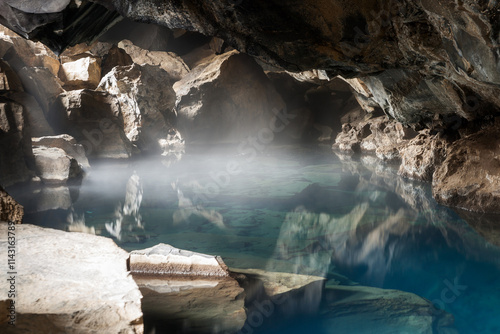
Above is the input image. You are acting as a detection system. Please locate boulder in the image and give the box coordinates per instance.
[32,146,82,184]
[398,130,450,182]
[0,186,23,224]
[50,89,134,159]
[129,243,229,277]
[32,134,90,170]
[17,66,64,116]
[97,64,177,153]
[118,39,189,81]
[59,56,102,90]
[0,32,60,76]
[433,123,500,213]
[173,51,286,143]
[0,97,34,186]
[0,224,144,334]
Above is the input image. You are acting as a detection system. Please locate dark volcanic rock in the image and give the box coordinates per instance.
[0,186,23,223]
[0,96,34,186]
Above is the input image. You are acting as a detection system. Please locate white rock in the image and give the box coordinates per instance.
[0,224,143,333]
[32,134,90,170]
[130,243,229,277]
[59,56,101,90]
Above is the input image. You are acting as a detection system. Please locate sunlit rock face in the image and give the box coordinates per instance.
[173,50,286,143]
[97,64,177,153]
[32,146,82,183]
[0,224,143,334]
[0,186,23,223]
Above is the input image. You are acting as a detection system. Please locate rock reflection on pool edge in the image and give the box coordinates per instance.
[9,145,500,334]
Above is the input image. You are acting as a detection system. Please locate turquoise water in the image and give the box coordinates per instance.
[11,145,500,333]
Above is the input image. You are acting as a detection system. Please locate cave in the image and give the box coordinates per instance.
[1,1,500,333]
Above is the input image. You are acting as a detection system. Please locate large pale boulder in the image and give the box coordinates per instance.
[433,122,500,213]
[0,186,23,224]
[59,55,102,90]
[97,64,177,153]
[0,224,144,334]
[118,39,189,81]
[0,97,34,186]
[50,89,134,159]
[173,51,286,143]
[32,134,90,170]
[32,146,82,183]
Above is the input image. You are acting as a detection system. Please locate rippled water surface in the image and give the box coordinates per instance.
[11,145,500,334]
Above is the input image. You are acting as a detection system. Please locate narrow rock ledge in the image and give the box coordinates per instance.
[129,243,230,277]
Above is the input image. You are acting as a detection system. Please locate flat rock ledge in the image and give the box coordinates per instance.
[0,224,143,334]
[129,243,229,277]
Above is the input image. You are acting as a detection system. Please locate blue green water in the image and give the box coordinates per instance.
[11,145,500,333]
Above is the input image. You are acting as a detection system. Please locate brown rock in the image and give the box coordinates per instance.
[173,51,286,143]
[118,39,189,81]
[0,97,34,186]
[97,64,176,153]
[433,123,500,213]
[398,130,449,181]
[0,186,23,224]
[0,59,23,92]
[50,89,134,159]
[17,66,64,116]
[4,91,54,137]
[59,56,102,90]
[101,45,134,76]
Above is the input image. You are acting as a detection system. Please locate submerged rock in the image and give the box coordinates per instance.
[0,224,143,334]
[322,285,457,334]
[433,123,500,213]
[130,243,229,277]
[0,186,23,224]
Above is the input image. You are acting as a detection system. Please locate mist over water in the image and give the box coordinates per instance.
[10,144,500,334]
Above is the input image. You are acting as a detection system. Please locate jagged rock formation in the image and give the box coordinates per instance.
[173,50,286,143]
[0,224,143,334]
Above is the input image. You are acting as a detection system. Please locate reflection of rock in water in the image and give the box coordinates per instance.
[105,172,145,242]
[67,209,95,234]
[171,182,226,229]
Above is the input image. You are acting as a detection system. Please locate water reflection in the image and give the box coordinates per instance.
[7,146,500,334]
[105,172,145,241]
